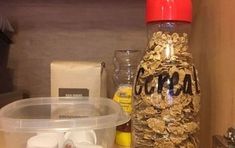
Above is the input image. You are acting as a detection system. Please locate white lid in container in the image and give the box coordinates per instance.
[27,134,58,148]
[64,130,97,145]
[0,97,130,132]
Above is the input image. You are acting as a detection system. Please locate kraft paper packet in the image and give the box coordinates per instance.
[50,61,107,119]
[51,61,107,98]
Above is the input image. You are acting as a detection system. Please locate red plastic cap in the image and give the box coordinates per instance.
[146,0,192,23]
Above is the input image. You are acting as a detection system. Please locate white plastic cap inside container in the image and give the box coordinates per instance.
[27,134,58,148]
[64,130,97,145]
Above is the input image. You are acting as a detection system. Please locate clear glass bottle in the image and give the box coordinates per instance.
[132,0,200,147]
[113,49,141,147]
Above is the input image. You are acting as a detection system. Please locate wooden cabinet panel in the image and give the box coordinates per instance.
[192,0,235,147]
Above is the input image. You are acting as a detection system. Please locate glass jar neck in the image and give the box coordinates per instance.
[145,21,192,61]
[147,21,192,41]
[113,50,142,86]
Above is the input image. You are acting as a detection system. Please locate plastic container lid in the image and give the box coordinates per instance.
[0,97,130,132]
[146,0,192,23]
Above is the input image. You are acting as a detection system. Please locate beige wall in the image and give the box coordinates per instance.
[0,0,146,97]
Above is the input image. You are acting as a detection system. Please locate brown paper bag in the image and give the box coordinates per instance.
[51,61,107,98]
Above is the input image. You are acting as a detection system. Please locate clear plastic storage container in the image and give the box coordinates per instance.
[0,97,129,148]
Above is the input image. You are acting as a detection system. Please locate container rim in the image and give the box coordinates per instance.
[0,97,130,133]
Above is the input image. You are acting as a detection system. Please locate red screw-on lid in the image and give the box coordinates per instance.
[146,0,192,23]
